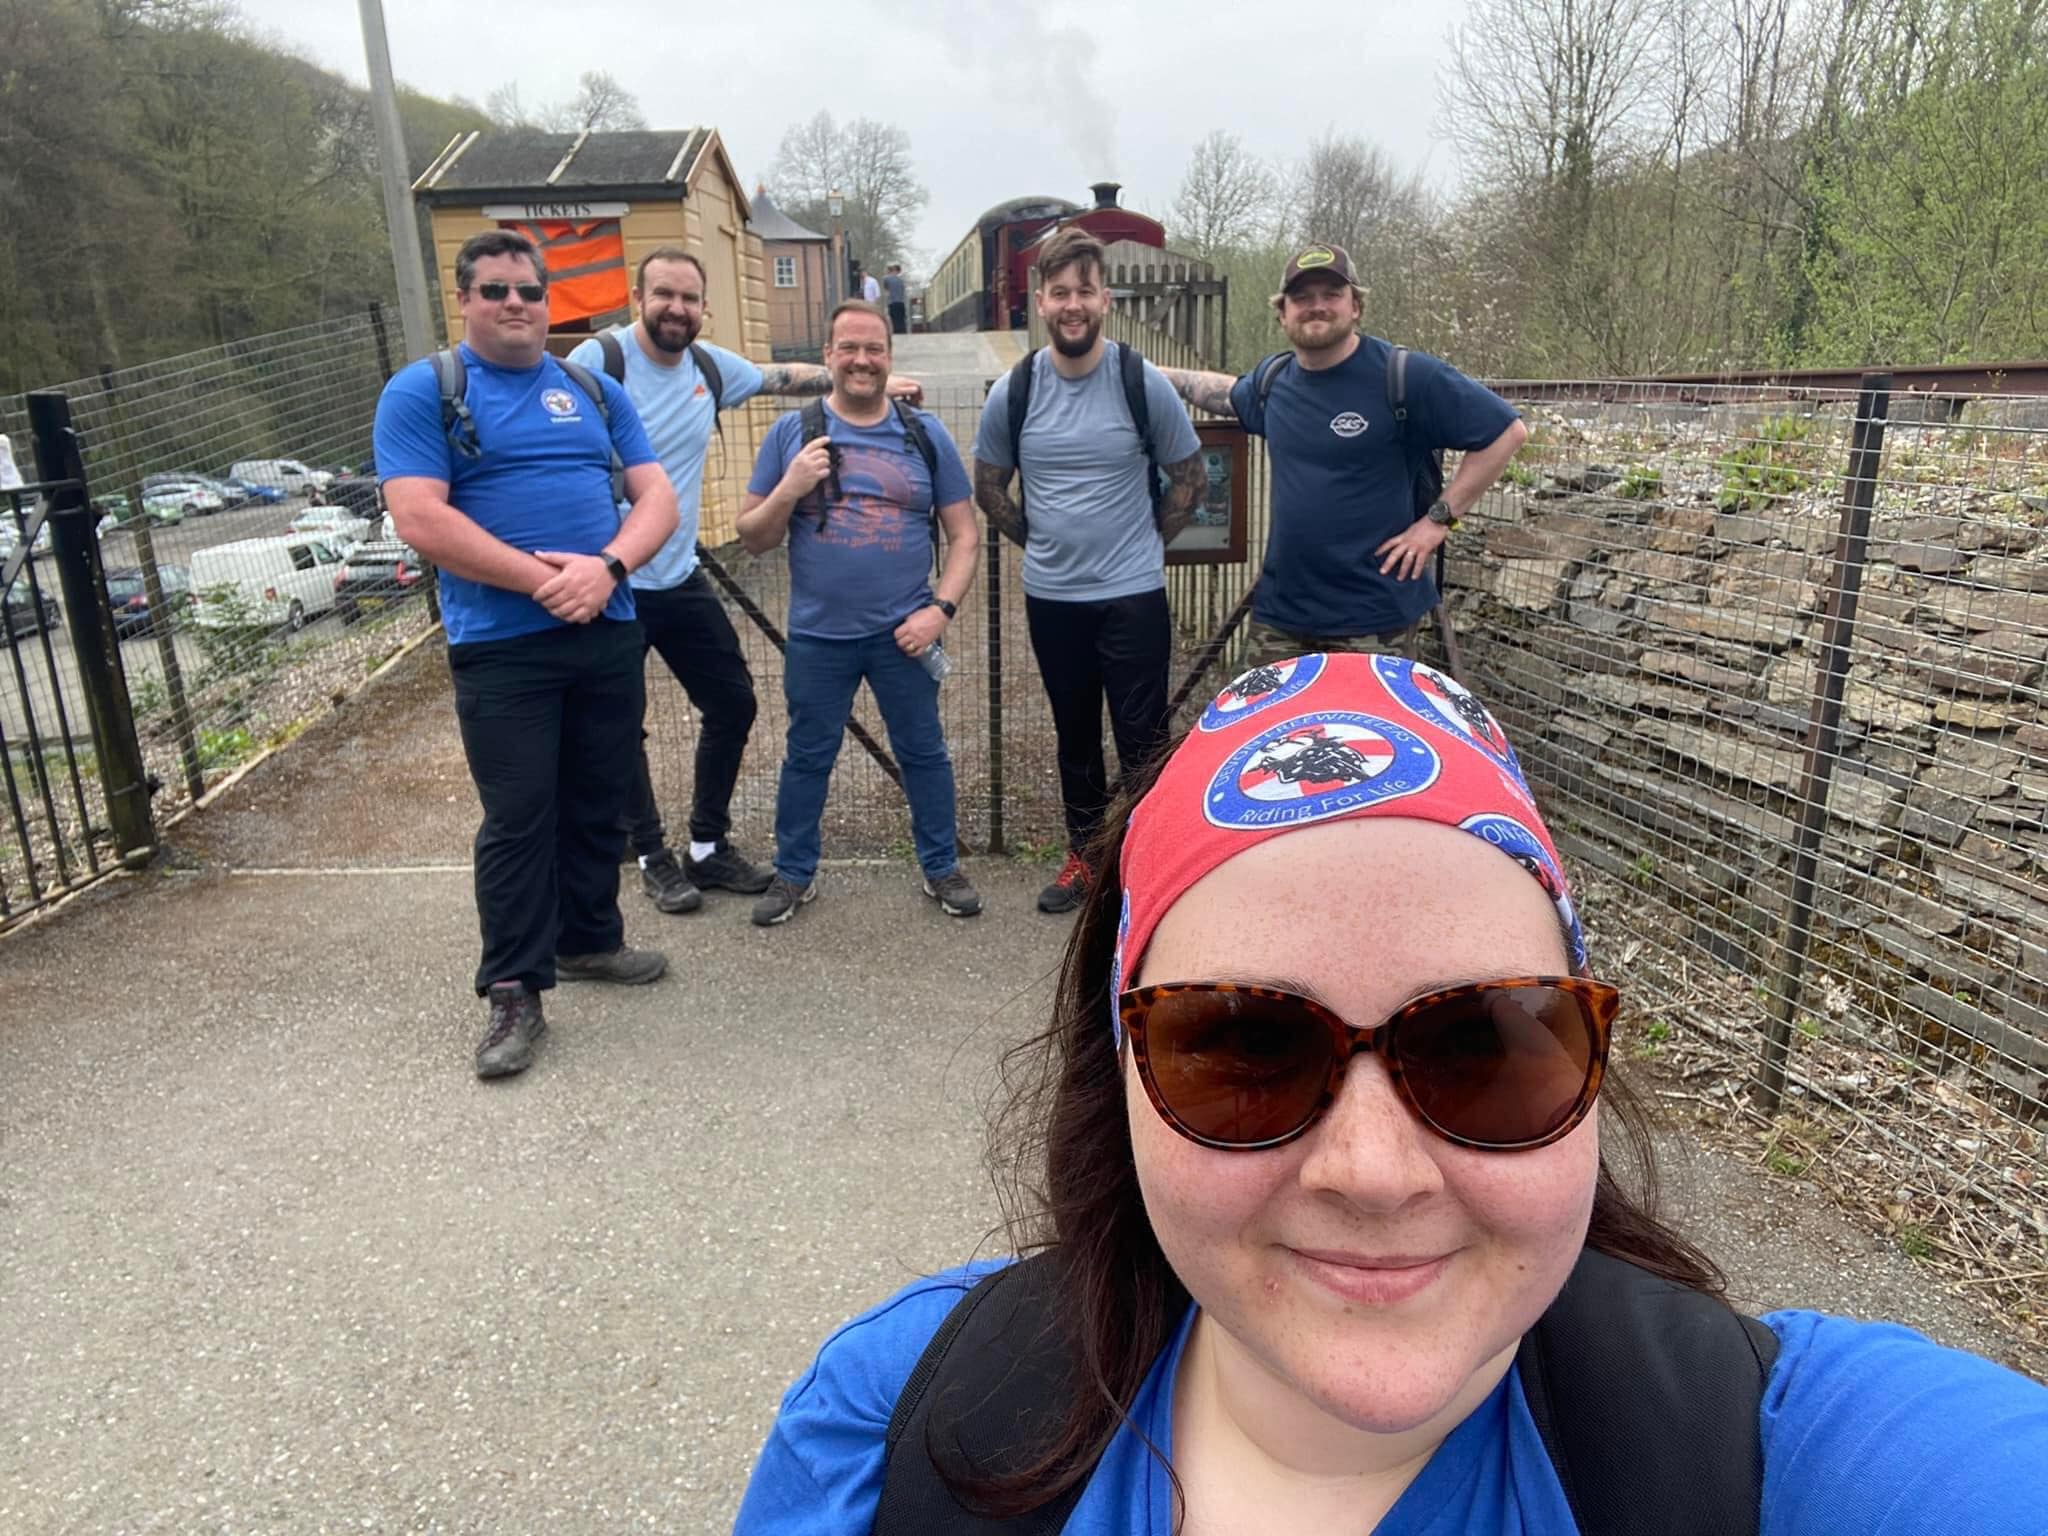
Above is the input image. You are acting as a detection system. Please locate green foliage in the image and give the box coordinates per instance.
[197,727,254,771]
[1616,465,1663,501]
[1716,415,1815,512]
[1895,1224,1935,1261]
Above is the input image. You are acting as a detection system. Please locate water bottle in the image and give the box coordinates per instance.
[919,640,953,682]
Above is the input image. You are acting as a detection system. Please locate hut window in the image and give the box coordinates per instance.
[774,255,798,288]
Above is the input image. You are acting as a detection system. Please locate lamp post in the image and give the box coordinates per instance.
[826,187,845,311]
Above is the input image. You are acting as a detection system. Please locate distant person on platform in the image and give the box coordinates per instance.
[973,225,1206,916]
[859,266,882,305]
[735,300,981,929]
[567,247,923,918]
[882,263,909,334]
[375,228,679,1080]
[1159,243,1527,666]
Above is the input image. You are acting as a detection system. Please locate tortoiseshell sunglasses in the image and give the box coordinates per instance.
[1119,977,1617,1152]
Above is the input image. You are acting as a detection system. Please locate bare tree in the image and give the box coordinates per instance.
[766,110,928,269]
[1170,131,1279,257]
[1285,132,1431,254]
[546,70,646,133]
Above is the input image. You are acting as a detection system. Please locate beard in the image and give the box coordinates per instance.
[1282,311,1352,352]
[1049,313,1103,358]
[645,310,700,355]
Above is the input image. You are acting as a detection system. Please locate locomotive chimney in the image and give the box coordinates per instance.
[1088,181,1122,210]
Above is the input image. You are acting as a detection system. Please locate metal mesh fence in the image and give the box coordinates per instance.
[0,310,438,923]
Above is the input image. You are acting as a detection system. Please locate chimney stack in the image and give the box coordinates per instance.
[1089,181,1122,210]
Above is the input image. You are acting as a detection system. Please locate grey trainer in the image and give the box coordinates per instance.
[639,849,703,914]
[922,868,983,918]
[751,876,816,927]
[555,944,668,985]
[476,982,546,1078]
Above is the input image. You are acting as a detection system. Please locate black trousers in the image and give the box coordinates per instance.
[448,619,644,994]
[1025,588,1173,853]
[888,301,907,335]
[624,568,759,855]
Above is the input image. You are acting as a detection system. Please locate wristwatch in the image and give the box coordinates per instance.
[600,552,629,585]
[933,598,958,620]
[1425,499,1461,531]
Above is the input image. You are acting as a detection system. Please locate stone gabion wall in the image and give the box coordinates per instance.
[1449,397,2047,1121]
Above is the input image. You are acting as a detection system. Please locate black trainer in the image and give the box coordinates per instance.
[684,840,774,895]
[556,944,669,985]
[1037,850,1090,914]
[476,982,546,1079]
[639,849,702,914]
[922,868,983,918]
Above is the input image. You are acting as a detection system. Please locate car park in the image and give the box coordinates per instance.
[104,564,194,638]
[189,535,343,632]
[227,459,332,499]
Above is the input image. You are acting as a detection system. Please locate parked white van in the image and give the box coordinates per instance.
[227,458,333,497]
[189,536,343,631]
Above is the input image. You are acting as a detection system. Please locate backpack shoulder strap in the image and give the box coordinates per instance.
[554,356,625,508]
[876,1254,1085,1536]
[1118,343,1162,510]
[1252,350,1291,413]
[799,397,827,445]
[1519,1249,1779,1536]
[598,329,627,384]
[689,342,726,438]
[431,348,480,461]
[1387,344,1410,428]
[1004,350,1038,475]
[893,401,941,493]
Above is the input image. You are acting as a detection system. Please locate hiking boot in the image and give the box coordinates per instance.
[751,876,816,927]
[922,868,983,918]
[555,944,668,985]
[685,840,774,895]
[639,849,703,914]
[1037,850,1091,914]
[476,982,546,1079]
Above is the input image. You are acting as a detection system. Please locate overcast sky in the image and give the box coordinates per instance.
[243,0,1468,269]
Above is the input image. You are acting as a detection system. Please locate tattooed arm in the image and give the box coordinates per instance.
[756,363,923,404]
[1156,450,1206,545]
[1158,367,1241,419]
[974,458,1028,548]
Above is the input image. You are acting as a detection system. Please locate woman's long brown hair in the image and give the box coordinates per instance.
[946,741,1724,1519]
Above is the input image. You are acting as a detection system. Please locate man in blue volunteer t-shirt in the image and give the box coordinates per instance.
[1161,243,1528,666]
[567,248,924,919]
[374,229,679,1080]
[736,300,981,928]
[972,226,1206,916]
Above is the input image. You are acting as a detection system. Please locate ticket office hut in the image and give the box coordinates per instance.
[412,127,770,538]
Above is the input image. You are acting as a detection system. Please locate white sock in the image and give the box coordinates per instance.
[688,841,719,862]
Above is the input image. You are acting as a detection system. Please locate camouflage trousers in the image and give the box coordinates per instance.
[1243,618,1422,669]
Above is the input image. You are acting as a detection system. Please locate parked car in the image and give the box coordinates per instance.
[322,475,382,517]
[333,537,426,619]
[222,477,287,506]
[92,491,134,522]
[104,564,194,638]
[189,535,343,632]
[3,584,60,639]
[227,459,332,498]
[139,483,223,522]
[286,508,371,551]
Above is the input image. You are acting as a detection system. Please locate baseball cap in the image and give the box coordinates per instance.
[1281,244,1357,291]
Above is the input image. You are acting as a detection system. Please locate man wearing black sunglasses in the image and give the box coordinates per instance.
[374,229,680,1079]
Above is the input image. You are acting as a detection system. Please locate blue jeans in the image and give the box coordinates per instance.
[774,630,959,886]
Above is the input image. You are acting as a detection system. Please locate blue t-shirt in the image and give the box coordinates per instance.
[746,404,971,641]
[1230,337,1518,637]
[564,331,763,592]
[733,1260,2048,1533]
[372,343,658,646]
[972,344,1202,602]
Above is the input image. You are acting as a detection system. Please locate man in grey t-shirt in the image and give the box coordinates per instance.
[972,227,1204,913]
[883,263,908,334]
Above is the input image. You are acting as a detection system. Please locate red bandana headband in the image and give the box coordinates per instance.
[1111,653,1587,1043]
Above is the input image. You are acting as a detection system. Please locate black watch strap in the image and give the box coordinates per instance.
[601,552,629,585]
[934,598,957,619]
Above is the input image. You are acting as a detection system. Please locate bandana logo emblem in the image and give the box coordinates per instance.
[1199,653,1326,732]
[1375,657,1526,781]
[1205,712,1439,830]
[541,389,580,417]
[1458,812,1588,973]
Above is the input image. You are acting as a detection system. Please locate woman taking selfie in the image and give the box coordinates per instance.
[735,654,2048,1534]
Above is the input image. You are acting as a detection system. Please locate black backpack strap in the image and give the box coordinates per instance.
[1004,350,1037,507]
[1387,344,1410,427]
[431,348,480,461]
[1519,1249,1779,1536]
[876,1255,1085,1536]
[598,329,627,384]
[1251,349,1291,426]
[556,356,625,510]
[689,342,725,437]
[1118,342,1162,510]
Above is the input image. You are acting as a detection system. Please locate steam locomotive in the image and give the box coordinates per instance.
[924,181,1167,332]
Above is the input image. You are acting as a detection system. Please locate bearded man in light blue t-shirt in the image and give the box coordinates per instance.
[568,249,923,918]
